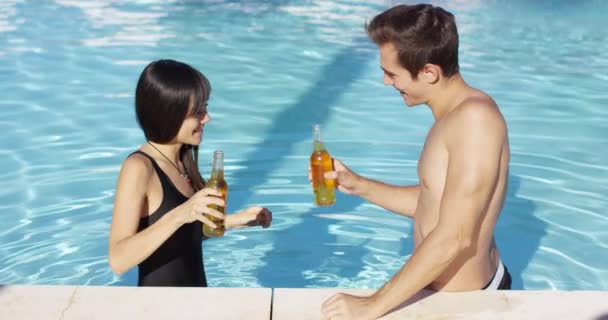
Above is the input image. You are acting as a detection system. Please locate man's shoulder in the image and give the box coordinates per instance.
[449,92,505,130]
[441,92,507,150]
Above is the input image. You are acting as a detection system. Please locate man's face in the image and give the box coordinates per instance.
[379,43,425,107]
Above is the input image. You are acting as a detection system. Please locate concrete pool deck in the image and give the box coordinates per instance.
[1,285,607,319]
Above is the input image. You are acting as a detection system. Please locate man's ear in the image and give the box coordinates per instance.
[420,64,441,84]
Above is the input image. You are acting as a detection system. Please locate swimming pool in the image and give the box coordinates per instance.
[0,0,606,290]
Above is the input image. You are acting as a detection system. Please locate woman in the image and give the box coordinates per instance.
[108,59,271,287]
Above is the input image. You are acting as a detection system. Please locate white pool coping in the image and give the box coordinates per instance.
[273,288,608,319]
[1,285,607,319]
[0,285,271,320]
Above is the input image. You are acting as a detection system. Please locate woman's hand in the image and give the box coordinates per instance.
[177,187,225,229]
[226,206,272,229]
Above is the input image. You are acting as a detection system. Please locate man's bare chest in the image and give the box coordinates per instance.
[417,128,448,192]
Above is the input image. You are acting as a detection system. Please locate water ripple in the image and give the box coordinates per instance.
[0,0,606,290]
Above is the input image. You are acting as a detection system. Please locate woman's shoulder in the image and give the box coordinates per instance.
[120,150,155,182]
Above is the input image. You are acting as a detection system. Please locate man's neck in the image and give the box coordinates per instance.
[426,73,470,121]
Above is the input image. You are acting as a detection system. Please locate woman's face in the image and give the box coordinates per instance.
[176,99,210,146]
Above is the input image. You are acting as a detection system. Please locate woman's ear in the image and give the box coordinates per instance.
[421,63,441,84]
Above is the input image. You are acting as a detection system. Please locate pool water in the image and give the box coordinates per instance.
[0,0,606,290]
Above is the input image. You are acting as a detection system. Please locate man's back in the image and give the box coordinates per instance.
[415,87,510,291]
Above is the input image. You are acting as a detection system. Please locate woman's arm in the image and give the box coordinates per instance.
[225,207,272,230]
[108,156,184,275]
[108,155,224,275]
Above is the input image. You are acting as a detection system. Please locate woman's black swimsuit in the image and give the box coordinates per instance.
[131,151,207,287]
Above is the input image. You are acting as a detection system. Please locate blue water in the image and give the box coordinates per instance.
[0,0,606,290]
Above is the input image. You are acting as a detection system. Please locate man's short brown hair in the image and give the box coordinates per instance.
[366,4,459,79]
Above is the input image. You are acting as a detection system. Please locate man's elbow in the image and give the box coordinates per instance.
[456,236,473,252]
[441,231,474,258]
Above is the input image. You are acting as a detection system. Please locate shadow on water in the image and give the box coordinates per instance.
[229,38,374,210]
[256,194,372,288]
[495,174,545,289]
[217,39,375,288]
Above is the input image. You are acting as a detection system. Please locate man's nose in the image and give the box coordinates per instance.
[383,74,392,86]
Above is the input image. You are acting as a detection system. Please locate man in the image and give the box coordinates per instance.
[320,4,511,320]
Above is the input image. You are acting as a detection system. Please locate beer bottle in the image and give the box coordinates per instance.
[310,124,336,206]
[203,150,227,237]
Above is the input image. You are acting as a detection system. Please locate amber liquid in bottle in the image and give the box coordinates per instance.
[310,124,335,206]
[202,150,227,237]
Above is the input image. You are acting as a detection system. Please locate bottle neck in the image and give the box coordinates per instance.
[210,168,224,180]
[313,140,325,152]
[312,125,325,152]
[211,151,224,179]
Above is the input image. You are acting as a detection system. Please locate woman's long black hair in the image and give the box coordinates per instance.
[135,59,211,191]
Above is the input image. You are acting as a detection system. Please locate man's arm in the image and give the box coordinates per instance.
[358,179,420,218]
[367,103,507,317]
[328,159,420,218]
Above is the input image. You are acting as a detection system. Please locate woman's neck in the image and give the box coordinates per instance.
[145,141,182,164]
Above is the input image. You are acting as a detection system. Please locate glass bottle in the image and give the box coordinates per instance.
[310,124,336,206]
[203,150,227,237]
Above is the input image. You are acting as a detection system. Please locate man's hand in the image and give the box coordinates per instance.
[321,293,381,320]
[308,158,366,196]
